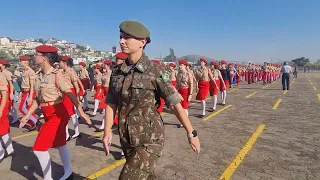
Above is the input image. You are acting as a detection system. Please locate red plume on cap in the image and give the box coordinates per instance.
[20,56,30,61]
[115,52,128,60]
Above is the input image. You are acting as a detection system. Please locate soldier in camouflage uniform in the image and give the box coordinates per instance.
[102,21,200,180]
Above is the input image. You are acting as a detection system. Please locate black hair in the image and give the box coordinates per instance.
[65,58,74,67]
[42,52,60,66]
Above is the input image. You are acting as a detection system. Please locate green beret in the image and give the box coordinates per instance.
[119,20,151,43]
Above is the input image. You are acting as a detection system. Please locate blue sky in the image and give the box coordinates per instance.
[1,0,319,62]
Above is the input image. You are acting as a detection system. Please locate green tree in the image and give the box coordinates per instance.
[291,57,310,67]
[38,38,44,43]
[164,48,177,62]
[0,50,10,60]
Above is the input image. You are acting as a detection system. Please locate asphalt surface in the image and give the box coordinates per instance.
[0,72,319,180]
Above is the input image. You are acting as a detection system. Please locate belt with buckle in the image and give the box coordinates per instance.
[40,100,63,107]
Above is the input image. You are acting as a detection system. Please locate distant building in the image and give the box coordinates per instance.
[74,57,87,65]
[87,56,102,62]
[112,46,121,53]
[27,41,43,49]
[0,37,10,45]
[57,40,67,44]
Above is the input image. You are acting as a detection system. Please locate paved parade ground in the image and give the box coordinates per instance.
[1,72,319,180]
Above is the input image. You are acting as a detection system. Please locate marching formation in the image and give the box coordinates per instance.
[0,20,283,180]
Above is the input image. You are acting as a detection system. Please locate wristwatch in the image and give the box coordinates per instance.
[187,130,198,138]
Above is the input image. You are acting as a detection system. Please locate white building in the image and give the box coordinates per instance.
[0,37,10,45]
[74,57,87,65]
[27,41,43,49]
[57,40,67,44]
[87,56,102,62]
[112,46,121,53]
[83,44,91,50]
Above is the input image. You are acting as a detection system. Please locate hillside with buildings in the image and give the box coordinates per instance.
[0,37,121,64]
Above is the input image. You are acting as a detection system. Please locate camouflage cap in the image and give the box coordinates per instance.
[119,20,151,43]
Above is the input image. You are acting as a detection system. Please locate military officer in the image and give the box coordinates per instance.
[103,21,200,180]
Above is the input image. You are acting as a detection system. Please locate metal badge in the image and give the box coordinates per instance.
[42,76,49,84]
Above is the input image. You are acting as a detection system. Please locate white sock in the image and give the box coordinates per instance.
[66,125,70,140]
[10,106,18,122]
[83,95,88,109]
[57,145,72,180]
[184,109,188,117]
[213,95,217,110]
[2,134,14,154]
[71,114,80,137]
[99,119,105,130]
[92,100,100,115]
[74,107,80,119]
[221,91,224,103]
[201,100,206,115]
[34,150,53,180]
[223,90,227,104]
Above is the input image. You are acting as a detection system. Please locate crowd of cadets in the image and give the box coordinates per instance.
[0,51,280,179]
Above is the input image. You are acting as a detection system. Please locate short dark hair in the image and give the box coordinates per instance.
[43,52,60,66]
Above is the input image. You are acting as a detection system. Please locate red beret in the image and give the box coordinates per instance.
[36,45,59,53]
[20,56,31,61]
[104,60,112,65]
[210,61,217,66]
[0,60,7,65]
[200,58,207,63]
[95,64,101,69]
[115,52,128,60]
[151,60,160,65]
[221,60,227,65]
[178,60,188,66]
[61,55,71,61]
[169,63,175,67]
[79,62,86,67]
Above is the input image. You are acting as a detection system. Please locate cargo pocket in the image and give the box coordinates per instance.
[131,78,155,102]
[127,116,151,146]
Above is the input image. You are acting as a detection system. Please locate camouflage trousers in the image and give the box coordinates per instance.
[119,145,163,180]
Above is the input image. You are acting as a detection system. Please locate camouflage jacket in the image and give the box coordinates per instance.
[106,55,180,148]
